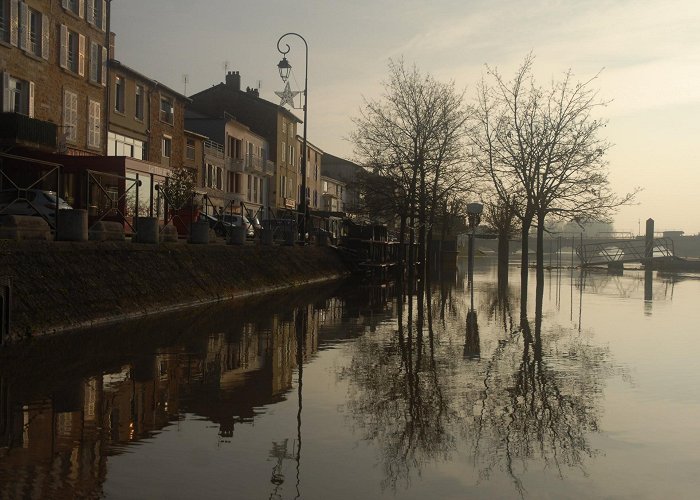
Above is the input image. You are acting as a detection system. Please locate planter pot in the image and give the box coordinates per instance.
[171,208,200,236]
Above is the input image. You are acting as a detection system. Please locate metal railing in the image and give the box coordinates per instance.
[86,169,141,234]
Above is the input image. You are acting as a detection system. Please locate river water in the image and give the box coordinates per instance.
[1,258,699,499]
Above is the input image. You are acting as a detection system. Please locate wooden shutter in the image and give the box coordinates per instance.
[18,1,27,51]
[41,12,49,59]
[86,0,94,25]
[78,0,84,19]
[28,81,34,118]
[100,0,107,31]
[59,24,67,68]
[2,72,10,113]
[101,46,107,86]
[9,0,18,46]
[89,41,97,82]
[78,34,85,76]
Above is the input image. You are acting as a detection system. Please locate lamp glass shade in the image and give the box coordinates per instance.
[277,57,292,82]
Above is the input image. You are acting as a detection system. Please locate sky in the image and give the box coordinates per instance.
[111,0,700,235]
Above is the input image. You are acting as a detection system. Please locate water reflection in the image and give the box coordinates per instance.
[2,262,684,498]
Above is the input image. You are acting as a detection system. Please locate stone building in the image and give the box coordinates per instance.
[187,71,301,213]
[0,0,111,155]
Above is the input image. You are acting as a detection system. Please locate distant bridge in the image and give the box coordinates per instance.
[576,237,674,268]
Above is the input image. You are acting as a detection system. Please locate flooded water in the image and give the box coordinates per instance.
[1,258,699,499]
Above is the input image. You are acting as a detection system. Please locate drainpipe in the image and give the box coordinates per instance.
[104,1,112,155]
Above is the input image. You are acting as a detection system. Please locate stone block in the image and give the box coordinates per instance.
[89,221,125,242]
[0,215,51,241]
[161,224,179,243]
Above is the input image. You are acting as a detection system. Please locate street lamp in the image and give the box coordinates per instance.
[466,202,483,287]
[276,33,309,242]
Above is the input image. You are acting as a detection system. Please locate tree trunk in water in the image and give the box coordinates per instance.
[520,217,532,314]
[497,229,510,286]
[536,211,546,287]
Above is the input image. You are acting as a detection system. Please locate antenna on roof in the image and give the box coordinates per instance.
[223,60,230,75]
[257,80,262,91]
[182,74,189,96]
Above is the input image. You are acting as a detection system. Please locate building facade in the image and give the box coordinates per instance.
[187,71,301,213]
[0,0,111,155]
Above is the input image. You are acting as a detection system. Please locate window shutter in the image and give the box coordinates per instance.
[78,34,85,76]
[28,81,34,118]
[93,101,101,148]
[18,1,27,51]
[59,24,68,68]
[89,42,97,82]
[86,0,94,25]
[101,46,107,86]
[41,13,49,60]
[10,0,18,46]
[2,72,11,113]
[78,0,84,19]
[101,1,107,31]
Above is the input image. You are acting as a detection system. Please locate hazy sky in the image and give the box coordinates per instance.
[112,0,700,234]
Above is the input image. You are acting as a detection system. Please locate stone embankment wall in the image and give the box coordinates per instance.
[0,241,350,341]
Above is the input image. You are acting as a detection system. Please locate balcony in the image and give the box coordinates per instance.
[225,155,272,174]
[0,113,57,152]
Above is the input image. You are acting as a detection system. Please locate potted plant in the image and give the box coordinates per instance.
[162,167,201,234]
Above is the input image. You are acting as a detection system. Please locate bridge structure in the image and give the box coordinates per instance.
[576,237,675,268]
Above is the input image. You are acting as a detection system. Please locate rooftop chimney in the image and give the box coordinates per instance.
[226,71,241,91]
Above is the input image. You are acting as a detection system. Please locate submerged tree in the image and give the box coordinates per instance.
[470,54,638,295]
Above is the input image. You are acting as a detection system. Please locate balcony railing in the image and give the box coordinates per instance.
[0,113,57,151]
[225,155,272,174]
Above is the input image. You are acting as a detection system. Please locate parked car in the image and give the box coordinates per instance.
[222,214,254,238]
[199,212,234,237]
[0,189,72,225]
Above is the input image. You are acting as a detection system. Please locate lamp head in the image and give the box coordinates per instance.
[277,57,292,82]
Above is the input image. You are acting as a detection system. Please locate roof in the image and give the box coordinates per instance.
[188,82,302,124]
[109,59,191,103]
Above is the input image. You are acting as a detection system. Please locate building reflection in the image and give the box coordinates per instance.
[0,285,388,498]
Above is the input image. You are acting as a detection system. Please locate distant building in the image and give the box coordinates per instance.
[321,153,364,215]
[187,71,301,213]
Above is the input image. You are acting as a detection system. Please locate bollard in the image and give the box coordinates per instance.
[317,231,329,247]
[260,228,274,246]
[161,224,178,243]
[56,209,88,241]
[133,217,159,244]
[284,229,295,246]
[228,225,247,245]
[188,220,210,244]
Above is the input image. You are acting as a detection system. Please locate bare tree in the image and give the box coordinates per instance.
[352,59,474,282]
[470,54,638,296]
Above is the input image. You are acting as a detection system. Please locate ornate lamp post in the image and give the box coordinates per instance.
[276,33,308,242]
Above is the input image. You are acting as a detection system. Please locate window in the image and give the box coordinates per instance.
[289,145,295,167]
[162,136,172,159]
[160,96,173,124]
[87,0,106,31]
[186,138,195,160]
[62,0,82,17]
[60,25,84,75]
[108,132,145,159]
[114,76,124,112]
[280,175,286,198]
[89,42,106,85]
[0,1,9,43]
[281,141,286,163]
[2,73,33,116]
[247,175,252,201]
[253,177,258,203]
[135,85,144,120]
[62,89,77,142]
[88,99,101,149]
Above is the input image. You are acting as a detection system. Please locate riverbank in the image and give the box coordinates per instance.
[0,240,351,342]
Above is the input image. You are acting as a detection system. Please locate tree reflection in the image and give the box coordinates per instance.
[339,281,458,491]
[341,271,612,496]
[470,280,610,496]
